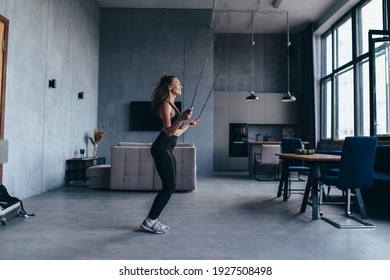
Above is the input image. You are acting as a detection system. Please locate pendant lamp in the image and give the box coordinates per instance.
[246,91,259,101]
[282,12,296,103]
[246,12,260,101]
[282,91,296,102]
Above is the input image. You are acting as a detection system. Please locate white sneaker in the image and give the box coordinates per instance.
[140,219,168,234]
[156,220,169,231]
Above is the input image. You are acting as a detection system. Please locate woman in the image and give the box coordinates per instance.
[140,74,199,234]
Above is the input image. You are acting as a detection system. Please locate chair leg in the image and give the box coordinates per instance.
[273,165,277,180]
[346,189,351,215]
[321,188,374,229]
[253,158,257,180]
[297,172,303,181]
[254,163,280,181]
[319,182,324,217]
[288,172,291,198]
[353,188,367,219]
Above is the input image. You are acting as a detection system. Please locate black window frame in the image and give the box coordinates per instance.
[319,0,389,142]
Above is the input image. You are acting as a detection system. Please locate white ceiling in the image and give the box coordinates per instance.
[95,0,360,34]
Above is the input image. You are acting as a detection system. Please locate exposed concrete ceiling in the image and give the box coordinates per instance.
[96,0,360,34]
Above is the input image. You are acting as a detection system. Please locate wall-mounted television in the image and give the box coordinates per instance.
[129,101,182,131]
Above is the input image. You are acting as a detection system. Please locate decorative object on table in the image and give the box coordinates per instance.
[87,129,104,157]
[295,148,315,155]
[80,149,85,158]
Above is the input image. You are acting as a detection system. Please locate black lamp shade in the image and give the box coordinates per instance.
[281,92,296,102]
[246,92,260,101]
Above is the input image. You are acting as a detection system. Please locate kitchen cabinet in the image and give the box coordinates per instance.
[213,107,229,170]
[264,93,284,124]
[228,92,249,123]
[247,93,266,123]
[213,91,299,171]
[283,100,299,124]
[221,92,295,125]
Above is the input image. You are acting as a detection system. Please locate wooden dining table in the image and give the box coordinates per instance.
[276,153,341,220]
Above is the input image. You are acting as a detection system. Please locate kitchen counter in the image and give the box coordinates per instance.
[248,141,283,145]
[248,141,309,145]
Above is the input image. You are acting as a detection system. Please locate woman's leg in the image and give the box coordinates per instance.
[148,146,176,220]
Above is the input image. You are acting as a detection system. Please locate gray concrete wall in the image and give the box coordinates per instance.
[98,8,214,176]
[1,0,100,198]
[214,33,300,93]
[0,2,301,195]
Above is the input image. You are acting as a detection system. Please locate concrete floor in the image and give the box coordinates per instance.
[1,173,390,260]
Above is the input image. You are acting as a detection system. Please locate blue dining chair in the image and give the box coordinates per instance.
[318,136,378,228]
[281,138,310,197]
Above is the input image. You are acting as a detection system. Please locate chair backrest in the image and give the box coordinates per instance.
[374,145,390,173]
[281,138,304,167]
[261,145,280,165]
[339,136,378,190]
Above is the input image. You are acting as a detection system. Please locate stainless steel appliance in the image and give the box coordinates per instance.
[229,123,248,157]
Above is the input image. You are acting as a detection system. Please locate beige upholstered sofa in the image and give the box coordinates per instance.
[110,142,196,191]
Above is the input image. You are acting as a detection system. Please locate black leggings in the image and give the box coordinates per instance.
[148,132,178,219]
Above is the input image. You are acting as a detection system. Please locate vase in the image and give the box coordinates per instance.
[92,144,98,157]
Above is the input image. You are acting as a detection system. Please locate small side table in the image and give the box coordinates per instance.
[65,157,105,185]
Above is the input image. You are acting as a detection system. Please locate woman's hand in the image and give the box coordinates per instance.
[180,108,193,120]
[189,118,199,127]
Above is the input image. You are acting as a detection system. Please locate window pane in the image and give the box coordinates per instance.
[374,45,390,135]
[358,0,383,55]
[335,17,352,68]
[360,60,370,136]
[322,33,333,76]
[336,68,354,139]
[321,80,332,138]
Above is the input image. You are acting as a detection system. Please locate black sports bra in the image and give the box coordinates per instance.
[163,100,182,128]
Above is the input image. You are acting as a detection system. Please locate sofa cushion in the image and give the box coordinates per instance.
[86,165,111,177]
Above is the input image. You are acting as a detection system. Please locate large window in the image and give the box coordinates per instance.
[320,0,386,140]
[336,67,355,138]
[373,42,390,135]
[335,17,352,68]
[358,0,383,55]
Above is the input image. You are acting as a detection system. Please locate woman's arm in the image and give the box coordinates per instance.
[173,118,199,137]
[159,103,196,137]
